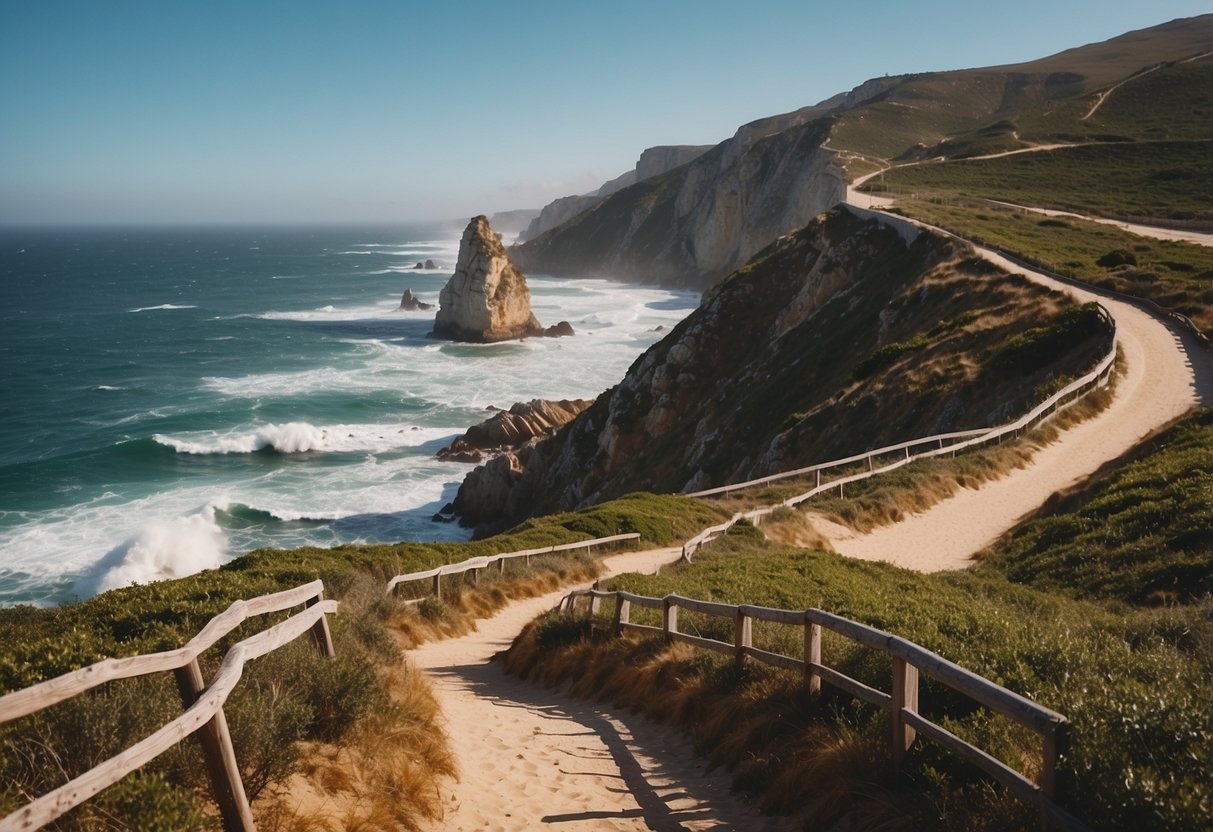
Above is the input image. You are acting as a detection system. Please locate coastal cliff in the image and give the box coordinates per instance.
[517,144,714,243]
[510,118,845,289]
[456,207,1113,532]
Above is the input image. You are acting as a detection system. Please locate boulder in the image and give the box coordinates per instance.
[437,398,592,463]
[413,259,437,269]
[544,320,575,338]
[399,288,433,311]
[429,216,543,342]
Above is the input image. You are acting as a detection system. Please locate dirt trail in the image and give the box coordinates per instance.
[413,547,800,832]
[817,207,1209,571]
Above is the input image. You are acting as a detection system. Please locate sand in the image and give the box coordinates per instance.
[413,547,800,832]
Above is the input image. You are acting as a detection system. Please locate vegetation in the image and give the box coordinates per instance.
[506,411,1213,831]
[978,409,1213,605]
[0,492,722,829]
[864,141,1213,223]
[888,199,1213,334]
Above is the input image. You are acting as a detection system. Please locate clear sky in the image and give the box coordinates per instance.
[1,1,1208,225]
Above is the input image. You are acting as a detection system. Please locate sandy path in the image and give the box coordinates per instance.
[819,214,1209,571]
[413,547,800,832]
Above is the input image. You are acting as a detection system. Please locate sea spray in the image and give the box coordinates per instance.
[74,504,227,596]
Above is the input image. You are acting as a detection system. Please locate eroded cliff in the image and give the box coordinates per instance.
[456,207,1113,532]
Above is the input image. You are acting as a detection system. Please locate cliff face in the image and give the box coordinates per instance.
[517,144,716,244]
[457,208,1112,532]
[431,216,542,343]
[510,118,844,290]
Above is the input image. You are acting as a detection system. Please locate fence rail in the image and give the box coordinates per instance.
[385,533,641,599]
[0,581,337,832]
[681,308,1116,560]
[561,588,1089,831]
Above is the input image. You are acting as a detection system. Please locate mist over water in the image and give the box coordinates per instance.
[0,225,696,606]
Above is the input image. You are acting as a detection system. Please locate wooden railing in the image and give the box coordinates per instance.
[561,588,1089,832]
[681,308,1116,560]
[385,533,642,599]
[0,581,337,832]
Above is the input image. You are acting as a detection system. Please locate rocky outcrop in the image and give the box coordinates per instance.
[457,208,1113,533]
[413,259,437,270]
[430,216,543,343]
[399,288,433,311]
[438,398,593,463]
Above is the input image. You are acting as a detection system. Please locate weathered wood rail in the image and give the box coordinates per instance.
[561,587,1090,831]
[385,533,641,599]
[681,309,1116,560]
[0,580,337,832]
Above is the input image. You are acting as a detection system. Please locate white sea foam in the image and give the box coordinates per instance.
[128,303,198,313]
[153,422,453,455]
[73,503,227,597]
[95,385,124,391]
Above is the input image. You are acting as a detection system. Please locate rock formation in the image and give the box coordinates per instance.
[430,216,544,343]
[413,259,437,270]
[489,208,541,234]
[437,398,592,463]
[399,288,433,311]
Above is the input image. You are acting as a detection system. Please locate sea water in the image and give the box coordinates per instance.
[0,225,696,606]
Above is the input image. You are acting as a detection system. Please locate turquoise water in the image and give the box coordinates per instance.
[0,225,696,605]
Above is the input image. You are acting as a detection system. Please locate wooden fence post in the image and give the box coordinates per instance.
[590,582,602,617]
[734,610,752,668]
[174,659,255,832]
[805,621,822,695]
[662,598,678,644]
[1040,721,1069,799]
[432,572,442,600]
[613,597,630,637]
[305,592,336,658]
[891,656,919,769]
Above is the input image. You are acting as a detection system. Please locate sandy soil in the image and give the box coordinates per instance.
[413,547,801,832]
[816,214,1210,571]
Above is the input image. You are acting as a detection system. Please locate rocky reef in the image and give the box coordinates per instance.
[438,398,593,463]
[430,216,544,343]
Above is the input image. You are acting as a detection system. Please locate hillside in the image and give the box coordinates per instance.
[511,15,1211,291]
[457,207,1112,532]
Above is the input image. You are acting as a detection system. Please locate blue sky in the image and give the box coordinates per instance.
[1,1,1208,224]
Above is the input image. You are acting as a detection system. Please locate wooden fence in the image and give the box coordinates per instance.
[681,308,1116,560]
[561,588,1090,832]
[385,533,641,600]
[0,580,337,832]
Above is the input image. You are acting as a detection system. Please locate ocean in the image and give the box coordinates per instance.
[0,224,697,606]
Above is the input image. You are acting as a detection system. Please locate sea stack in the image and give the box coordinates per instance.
[430,215,543,342]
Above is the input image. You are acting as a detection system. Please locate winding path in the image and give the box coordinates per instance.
[829,175,1210,570]
[414,548,801,832]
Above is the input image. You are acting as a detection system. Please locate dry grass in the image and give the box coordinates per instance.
[255,663,455,832]
[387,554,600,649]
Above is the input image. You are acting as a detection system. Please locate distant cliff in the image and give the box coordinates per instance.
[517,144,714,243]
[456,208,1113,531]
[489,209,540,234]
[511,119,844,290]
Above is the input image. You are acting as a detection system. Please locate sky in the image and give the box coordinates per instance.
[1,1,1208,225]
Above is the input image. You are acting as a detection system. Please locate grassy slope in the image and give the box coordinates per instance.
[510,411,1213,831]
[0,493,722,828]
[889,199,1213,334]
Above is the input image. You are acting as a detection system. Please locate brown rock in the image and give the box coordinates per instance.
[437,398,592,462]
[430,216,543,342]
[399,288,433,311]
